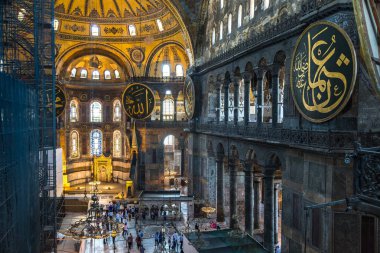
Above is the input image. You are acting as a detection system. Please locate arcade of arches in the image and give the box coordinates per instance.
[50,0,380,252]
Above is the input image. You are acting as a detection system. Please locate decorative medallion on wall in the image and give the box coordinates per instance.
[290,21,357,123]
[80,94,88,101]
[184,76,195,119]
[353,0,380,98]
[122,83,155,120]
[55,85,66,117]
[129,48,145,64]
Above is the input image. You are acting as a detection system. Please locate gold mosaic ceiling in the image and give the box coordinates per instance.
[54,0,194,78]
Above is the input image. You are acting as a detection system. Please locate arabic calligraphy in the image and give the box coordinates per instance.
[122,83,155,120]
[184,76,195,119]
[47,85,66,117]
[291,21,357,123]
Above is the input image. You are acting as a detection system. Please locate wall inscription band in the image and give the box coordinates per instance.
[184,76,195,119]
[122,83,155,120]
[290,21,357,123]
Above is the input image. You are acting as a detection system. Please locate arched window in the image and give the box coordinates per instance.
[262,71,272,123]
[129,25,137,36]
[70,100,79,122]
[70,68,77,77]
[219,84,225,121]
[228,14,232,34]
[156,19,164,31]
[113,100,121,122]
[263,0,269,10]
[92,70,100,80]
[114,70,120,79]
[90,130,102,156]
[113,130,122,157]
[54,19,59,31]
[278,67,285,123]
[228,82,234,122]
[18,8,26,21]
[249,75,257,122]
[238,5,243,28]
[163,98,174,120]
[90,101,102,122]
[220,0,224,9]
[219,21,223,40]
[175,65,184,77]
[238,80,244,122]
[91,24,99,36]
[0,59,3,72]
[164,135,174,146]
[80,69,87,78]
[70,131,80,158]
[212,27,216,45]
[250,0,255,19]
[104,70,111,80]
[163,64,171,77]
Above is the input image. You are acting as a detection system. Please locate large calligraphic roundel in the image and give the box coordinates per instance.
[47,85,66,117]
[184,76,195,119]
[290,21,357,123]
[122,83,155,120]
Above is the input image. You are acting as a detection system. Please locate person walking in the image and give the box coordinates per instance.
[179,233,184,250]
[154,231,159,247]
[136,234,142,249]
[122,222,128,238]
[127,233,133,250]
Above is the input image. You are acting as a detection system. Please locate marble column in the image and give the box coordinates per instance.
[233,77,240,125]
[216,86,221,123]
[244,162,254,235]
[216,157,224,222]
[160,97,164,121]
[254,176,261,229]
[243,72,252,126]
[174,98,178,121]
[274,183,280,244]
[271,69,279,126]
[223,79,229,124]
[229,159,237,229]
[263,170,275,253]
[256,74,263,125]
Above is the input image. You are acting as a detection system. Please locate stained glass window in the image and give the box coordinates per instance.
[90,101,102,122]
[71,131,79,158]
[91,130,102,156]
[70,100,78,122]
[113,100,121,122]
[113,130,122,157]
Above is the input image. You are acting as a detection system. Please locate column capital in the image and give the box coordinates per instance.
[242,71,252,81]
[243,160,254,172]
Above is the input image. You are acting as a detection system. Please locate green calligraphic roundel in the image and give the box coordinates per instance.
[55,85,66,117]
[290,21,357,123]
[184,76,195,119]
[122,83,155,120]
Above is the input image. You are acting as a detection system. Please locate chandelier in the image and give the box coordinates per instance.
[63,181,123,240]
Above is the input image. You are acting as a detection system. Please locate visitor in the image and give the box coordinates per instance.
[163,211,167,221]
[127,233,133,249]
[122,222,128,237]
[195,223,200,232]
[179,233,184,249]
[116,212,121,223]
[139,229,144,238]
[154,231,159,247]
[136,234,142,249]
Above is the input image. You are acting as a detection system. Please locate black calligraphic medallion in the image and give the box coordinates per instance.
[290,21,357,123]
[184,76,195,119]
[122,83,155,120]
[353,0,380,99]
[52,85,66,117]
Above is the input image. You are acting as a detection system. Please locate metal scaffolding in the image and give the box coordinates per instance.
[0,0,56,252]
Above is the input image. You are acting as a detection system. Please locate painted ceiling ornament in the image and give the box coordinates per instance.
[184,75,195,119]
[353,0,380,98]
[122,83,155,120]
[290,21,357,123]
[129,48,145,64]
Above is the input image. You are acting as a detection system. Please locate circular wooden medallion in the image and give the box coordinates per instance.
[290,21,357,123]
[184,76,195,119]
[122,83,155,120]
